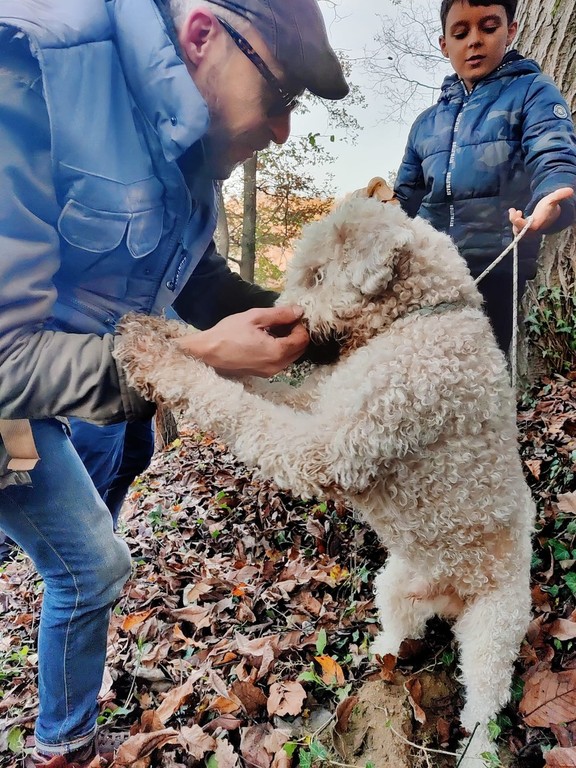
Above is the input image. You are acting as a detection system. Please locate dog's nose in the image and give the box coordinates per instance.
[302,334,342,365]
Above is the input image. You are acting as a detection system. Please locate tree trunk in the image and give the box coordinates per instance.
[215,183,230,261]
[240,153,258,282]
[154,404,179,450]
[515,0,576,379]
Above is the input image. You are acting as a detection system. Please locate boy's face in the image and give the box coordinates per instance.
[439,2,518,91]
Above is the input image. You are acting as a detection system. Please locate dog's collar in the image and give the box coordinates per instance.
[406,300,468,318]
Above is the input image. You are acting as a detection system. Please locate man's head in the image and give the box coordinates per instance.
[439,1,518,92]
[167,0,348,179]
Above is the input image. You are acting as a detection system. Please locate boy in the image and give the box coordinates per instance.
[394,0,576,352]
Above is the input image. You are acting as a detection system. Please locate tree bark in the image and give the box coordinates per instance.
[215,183,230,261]
[240,153,258,282]
[515,0,576,378]
[154,403,179,450]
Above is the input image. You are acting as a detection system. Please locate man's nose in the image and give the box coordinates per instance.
[269,112,291,145]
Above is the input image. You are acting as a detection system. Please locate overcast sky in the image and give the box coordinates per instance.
[291,0,449,196]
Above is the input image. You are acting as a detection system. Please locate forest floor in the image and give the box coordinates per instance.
[0,374,575,768]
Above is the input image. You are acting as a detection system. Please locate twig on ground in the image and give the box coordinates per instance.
[375,705,459,758]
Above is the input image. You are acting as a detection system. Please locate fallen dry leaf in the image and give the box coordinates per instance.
[121,610,155,632]
[335,695,359,734]
[405,677,426,725]
[139,710,165,733]
[230,680,268,716]
[547,619,576,642]
[375,653,397,683]
[272,750,292,768]
[557,493,576,516]
[240,723,277,768]
[209,695,243,715]
[114,729,180,765]
[525,459,542,480]
[204,714,244,734]
[314,655,345,686]
[178,724,217,759]
[546,746,576,767]
[212,738,240,768]
[267,681,307,717]
[155,670,204,724]
[520,668,576,726]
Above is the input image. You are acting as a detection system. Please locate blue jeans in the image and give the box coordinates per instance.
[69,418,154,527]
[0,419,132,753]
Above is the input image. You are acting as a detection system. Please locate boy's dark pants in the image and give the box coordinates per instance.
[473,266,530,356]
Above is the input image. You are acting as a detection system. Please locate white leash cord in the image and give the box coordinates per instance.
[473,215,534,390]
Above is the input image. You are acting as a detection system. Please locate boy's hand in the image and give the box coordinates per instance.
[509,187,574,235]
[175,306,309,378]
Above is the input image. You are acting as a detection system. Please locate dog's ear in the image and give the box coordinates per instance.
[347,225,415,297]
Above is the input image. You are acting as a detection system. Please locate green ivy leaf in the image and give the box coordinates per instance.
[487,720,501,740]
[283,742,298,757]
[309,741,329,760]
[564,571,576,597]
[7,727,24,753]
[316,628,327,656]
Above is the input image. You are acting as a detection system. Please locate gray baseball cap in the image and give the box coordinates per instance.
[208,0,349,100]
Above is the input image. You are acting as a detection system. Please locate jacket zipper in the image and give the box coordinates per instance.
[446,85,468,230]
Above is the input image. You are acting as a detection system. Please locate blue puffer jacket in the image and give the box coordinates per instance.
[0,0,275,427]
[394,51,576,278]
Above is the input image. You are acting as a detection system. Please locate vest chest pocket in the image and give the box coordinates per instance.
[56,170,166,263]
[58,199,164,260]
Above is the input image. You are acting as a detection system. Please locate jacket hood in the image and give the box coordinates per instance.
[438,50,541,102]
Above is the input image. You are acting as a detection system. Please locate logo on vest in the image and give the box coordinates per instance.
[553,104,568,119]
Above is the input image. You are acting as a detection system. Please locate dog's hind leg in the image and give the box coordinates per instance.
[452,575,531,766]
[370,555,437,657]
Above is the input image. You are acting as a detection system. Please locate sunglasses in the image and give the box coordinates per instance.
[216,16,300,117]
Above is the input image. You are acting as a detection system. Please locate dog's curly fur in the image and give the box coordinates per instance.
[115,197,535,765]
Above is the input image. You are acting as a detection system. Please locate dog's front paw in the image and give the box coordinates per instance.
[370,631,402,658]
[117,312,187,343]
[114,313,188,402]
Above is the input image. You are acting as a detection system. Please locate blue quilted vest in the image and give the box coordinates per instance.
[0,0,218,335]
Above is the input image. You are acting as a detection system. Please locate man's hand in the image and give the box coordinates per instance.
[509,187,574,235]
[175,306,309,377]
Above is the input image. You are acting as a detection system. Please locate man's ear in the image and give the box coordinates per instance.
[179,10,220,67]
[506,20,518,46]
[439,35,449,58]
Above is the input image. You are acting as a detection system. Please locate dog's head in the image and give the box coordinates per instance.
[279,196,481,350]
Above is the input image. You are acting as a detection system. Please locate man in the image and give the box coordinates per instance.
[0,0,348,764]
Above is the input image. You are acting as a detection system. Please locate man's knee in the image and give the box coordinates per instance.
[94,536,132,606]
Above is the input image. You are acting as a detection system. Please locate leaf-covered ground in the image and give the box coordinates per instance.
[0,374,575,768]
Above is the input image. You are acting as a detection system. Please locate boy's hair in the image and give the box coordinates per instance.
[440,0,518,33]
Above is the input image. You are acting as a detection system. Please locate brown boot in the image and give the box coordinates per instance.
[25,732,118,768]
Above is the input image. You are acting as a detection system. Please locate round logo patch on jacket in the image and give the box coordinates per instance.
[553,104,569,119]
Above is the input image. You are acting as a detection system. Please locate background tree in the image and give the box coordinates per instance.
[363,0,449,123]
[240,153,258,282]
[515,0,576,375]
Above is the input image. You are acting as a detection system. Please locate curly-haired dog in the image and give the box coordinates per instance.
[115,196,535,765]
